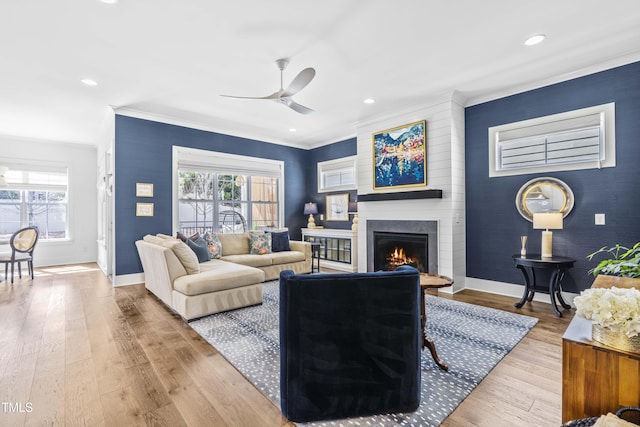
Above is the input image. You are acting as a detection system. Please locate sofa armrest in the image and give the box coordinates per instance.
[135,240,187,308]
[289,240,311,260]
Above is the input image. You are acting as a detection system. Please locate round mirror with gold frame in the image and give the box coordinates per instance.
[515,177,574,222]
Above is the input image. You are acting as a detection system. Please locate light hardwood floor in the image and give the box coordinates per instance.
[0,264,572,426]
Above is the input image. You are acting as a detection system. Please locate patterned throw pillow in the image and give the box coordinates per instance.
[249,232,272,255]
[207,234,223,259]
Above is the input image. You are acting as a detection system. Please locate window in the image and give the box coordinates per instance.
[0,166,69,239]
[489,103,615,177]
[317,156,357,192]
[174,148,283,235]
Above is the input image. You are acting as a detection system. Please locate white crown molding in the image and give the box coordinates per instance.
[465,52,640,107]
[113,107,311,150]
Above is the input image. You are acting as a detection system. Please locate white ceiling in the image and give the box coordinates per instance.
[2,0,639,149]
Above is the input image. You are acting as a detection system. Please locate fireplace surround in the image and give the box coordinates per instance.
[367,220,438,274]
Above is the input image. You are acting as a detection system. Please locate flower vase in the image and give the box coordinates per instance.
[592,324,640,353]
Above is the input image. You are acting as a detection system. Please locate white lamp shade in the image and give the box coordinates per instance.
[533,212,563,230]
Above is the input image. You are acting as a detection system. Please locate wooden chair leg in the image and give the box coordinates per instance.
[18,262,22,279]
[10,262,14,284]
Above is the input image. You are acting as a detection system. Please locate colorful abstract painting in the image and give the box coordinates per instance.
[373,120,426,189]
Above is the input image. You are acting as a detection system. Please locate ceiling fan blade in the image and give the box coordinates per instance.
[281,68,316,98]
[220,90,282,100]
[284,98,314,115]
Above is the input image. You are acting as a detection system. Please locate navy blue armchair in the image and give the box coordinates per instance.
[279,266,421,422]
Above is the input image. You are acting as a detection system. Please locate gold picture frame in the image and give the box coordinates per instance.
[372,120,426,190]
[136,202,154,217]
[136,183,154,197]
[325,193,349,221]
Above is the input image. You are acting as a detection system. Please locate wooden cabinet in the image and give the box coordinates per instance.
[562,315,640,422]
[301,228,357,272]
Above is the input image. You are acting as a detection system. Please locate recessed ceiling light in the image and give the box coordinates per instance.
[81,79,98,86]
[524,34,546,46]
[289,128,297,132]
[363,98,376,104]
[100,0,118,4]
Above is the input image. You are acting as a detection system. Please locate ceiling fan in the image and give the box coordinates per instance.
[221,58,316,114]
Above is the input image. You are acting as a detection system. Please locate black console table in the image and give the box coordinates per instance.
[512,254,575,317]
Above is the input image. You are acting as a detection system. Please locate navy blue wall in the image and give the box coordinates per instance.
[465,61,640,292]
[115,116,309,275]
[306,138,358,230]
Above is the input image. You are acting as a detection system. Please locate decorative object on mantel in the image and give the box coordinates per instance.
[372,120,426,190]
[533,212,563,258]
[347,201,358,231]
[303,202,318,228]
[574,286,640,353]
[520,235,527,257]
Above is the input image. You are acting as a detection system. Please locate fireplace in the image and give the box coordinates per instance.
[373,232,428,271]
[367,220,438,274]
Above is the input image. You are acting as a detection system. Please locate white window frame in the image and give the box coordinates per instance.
[317,155,357,193]
[172,146,285,233]
[488,103,616,177]
[0,162,70,241]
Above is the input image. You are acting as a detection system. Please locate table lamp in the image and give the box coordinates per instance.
[533,212,563,258]
[348,201,358,231]
[304,202,318,228]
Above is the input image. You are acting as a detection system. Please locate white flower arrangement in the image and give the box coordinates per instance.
[574,287,640,338]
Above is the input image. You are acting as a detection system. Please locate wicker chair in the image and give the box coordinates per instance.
[562,407,640,427]
[0,226,39,284]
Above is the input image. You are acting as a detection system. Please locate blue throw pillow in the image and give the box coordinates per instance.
[271,230,290,252]
[187,236,212,263]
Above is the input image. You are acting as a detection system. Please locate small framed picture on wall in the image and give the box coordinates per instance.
[136,202,154,217]
[136,183,154,197]
[325,193,349,221]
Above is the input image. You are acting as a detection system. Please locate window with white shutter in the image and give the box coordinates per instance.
[489,103,615,177]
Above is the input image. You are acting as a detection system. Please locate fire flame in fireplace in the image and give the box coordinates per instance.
[386,247,417,269]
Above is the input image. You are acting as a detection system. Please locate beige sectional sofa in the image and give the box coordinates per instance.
[135,231,311,320]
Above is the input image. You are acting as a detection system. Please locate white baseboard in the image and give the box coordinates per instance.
[114,272,144,287]
[464,277,579,307]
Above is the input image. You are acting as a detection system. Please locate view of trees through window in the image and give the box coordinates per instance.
[178,170,279,235]
[0,189,68,239]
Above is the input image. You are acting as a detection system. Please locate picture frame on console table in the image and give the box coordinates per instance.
[372,120,426,190]
[326,193,349,221]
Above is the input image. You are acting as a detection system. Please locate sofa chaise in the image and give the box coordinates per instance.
[135,231,312,320]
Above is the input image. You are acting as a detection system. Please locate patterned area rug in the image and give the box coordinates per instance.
[190,281,538,426]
